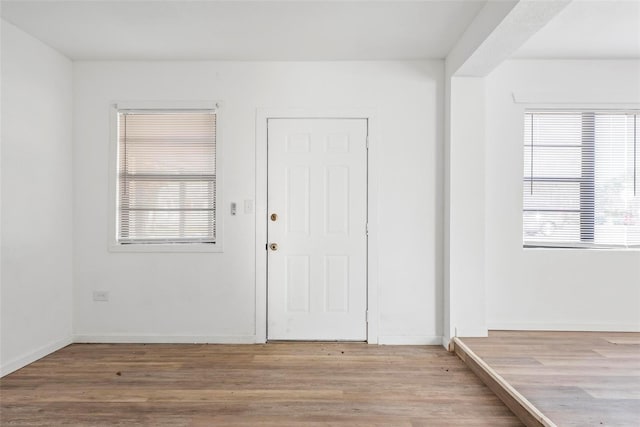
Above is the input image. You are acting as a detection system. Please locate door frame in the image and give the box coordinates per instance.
[255,108,379,344]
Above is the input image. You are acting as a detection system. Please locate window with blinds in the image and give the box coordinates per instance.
[117,110,217,244]
[523,111,639,248]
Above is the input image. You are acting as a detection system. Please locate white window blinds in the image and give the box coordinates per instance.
[524,111,639,248]
[117,110,217,244]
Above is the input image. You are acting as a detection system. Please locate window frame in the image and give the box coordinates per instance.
[522,108,640,250]
[108,101,223,253]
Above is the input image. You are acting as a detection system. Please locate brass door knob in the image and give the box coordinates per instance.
[270,213,278,221]
[269,243,278,251]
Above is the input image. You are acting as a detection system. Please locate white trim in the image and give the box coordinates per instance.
[512,91,640,106]
[255,110,268,343]
[114,100,219,110]
[487,322,640,332]
[378,335,443,345]
[442,335,453,351]
[1,336,72,377]
[73,334,257,344]
[108,243,222,253]
[254,108,379,344]
[453,326,489,337]
[107,101,224,253]
[524,244,640,251]
[366,113,380,344]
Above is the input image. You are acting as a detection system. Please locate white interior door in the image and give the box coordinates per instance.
[267,118,367,341]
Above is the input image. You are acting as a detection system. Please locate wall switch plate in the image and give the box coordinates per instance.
[93,291,109,302]
[244,199,254,214]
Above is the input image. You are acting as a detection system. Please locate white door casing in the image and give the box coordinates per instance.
[267,118,368,340]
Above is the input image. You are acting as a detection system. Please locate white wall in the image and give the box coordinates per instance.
[1,20,74,375]
[73,61,443,344]
[447,76,487,339]
[485,60,640,331]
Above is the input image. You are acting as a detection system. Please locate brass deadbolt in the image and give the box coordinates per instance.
[270,213,278,221]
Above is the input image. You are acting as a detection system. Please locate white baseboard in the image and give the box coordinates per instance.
[453,327,489,338]
[1,336,73,377]
[73,334,258,344]
[487,322,640,332]
[442,335,453,350]
[378,335,442,345]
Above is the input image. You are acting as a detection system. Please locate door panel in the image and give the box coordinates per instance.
[286,166,310,235]
[267,118,367,341]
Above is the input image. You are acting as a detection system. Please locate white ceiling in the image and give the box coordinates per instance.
[0,0,486,61]
[4,0,637,62]
[513,0,640,59]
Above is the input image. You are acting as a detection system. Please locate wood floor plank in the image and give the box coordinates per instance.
[1,343,522,426]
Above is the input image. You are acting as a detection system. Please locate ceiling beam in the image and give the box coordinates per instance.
[446,0,571,77]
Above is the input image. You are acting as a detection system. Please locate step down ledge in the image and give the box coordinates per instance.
[452,337,556,427]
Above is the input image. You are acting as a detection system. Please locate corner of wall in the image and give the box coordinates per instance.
[1,18,75,376]
[1,336,73,378]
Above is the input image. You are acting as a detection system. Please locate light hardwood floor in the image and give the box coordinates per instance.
[0,343,522,426]
[458,331,640,427]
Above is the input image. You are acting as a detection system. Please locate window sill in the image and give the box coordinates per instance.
[109,243,223,253]
[523,244,640,252]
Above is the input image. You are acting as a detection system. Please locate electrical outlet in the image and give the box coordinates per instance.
[93,291,109,302]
